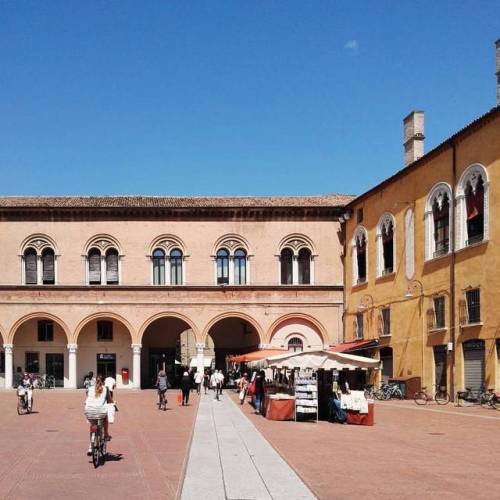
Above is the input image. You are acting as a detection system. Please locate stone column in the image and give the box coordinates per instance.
[67,344,78,389]
[292,255,299,285]
[131,344,142,388]
[196,342,205,373]
[4,344,14,389]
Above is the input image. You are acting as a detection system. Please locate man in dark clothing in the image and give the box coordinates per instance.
[180,371,191,405]
[254,370,265,414]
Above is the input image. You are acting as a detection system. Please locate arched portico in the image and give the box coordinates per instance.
[267,313,327,351]
[75,312,135,389]
[7,313,71,388]
[203,312,263,370]
[138,312,199,388]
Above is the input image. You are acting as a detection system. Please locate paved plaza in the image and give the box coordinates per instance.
[1,389,500,499]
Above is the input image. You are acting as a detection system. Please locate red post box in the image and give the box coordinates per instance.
[122,368,129,384]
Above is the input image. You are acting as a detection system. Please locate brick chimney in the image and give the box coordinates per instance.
[403,111,425,167]
[496,39,500,105]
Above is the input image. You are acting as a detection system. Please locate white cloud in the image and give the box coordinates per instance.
[344,40,359,51]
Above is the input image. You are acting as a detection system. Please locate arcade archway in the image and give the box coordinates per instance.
[206,315,262,370]
[140,315,196,388]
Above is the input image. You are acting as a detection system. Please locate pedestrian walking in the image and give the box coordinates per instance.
[156,370,168,410]
[203,371,210,394]
[181,371,191,405]
[238,373,249,405]
[194,370,203,394]
[210,370,219,400]
[254,370,265,414]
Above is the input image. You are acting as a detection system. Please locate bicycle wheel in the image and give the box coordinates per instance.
[393,388,403,400]
[414,391,427,405]
[92,437,100,468]
[435,391,450,405]
[492,398,500,411]
[17,400,25,415]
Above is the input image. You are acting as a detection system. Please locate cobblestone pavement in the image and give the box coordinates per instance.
[232,394,500,500]
[0,389,198,500]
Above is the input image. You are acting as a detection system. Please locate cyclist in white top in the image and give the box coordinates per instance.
[84,375,111,455]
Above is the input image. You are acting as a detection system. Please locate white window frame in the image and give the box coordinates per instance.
[424,182,453,261]
[376,213,396,277]
[352,226,368,286]
[455,163,489,250]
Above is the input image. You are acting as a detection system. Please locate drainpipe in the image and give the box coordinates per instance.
[450,142,457,401]
[341,219,347,345]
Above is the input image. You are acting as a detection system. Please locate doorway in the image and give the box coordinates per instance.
[433,345,447,389]
[147,348,176,388]
[380,347,393,384]
[46,353,64,387]
[96,353,116,379]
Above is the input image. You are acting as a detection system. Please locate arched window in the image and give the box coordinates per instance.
[353,227,367,284]
[298,248,311,284]
[280,248,293,285]
[41,248,55,285]
[425,184,452,260]
[465,176,484,245]
[377,215,395,276]
[24,248,38,285]
[170,249,183,285]
[152,249,166,285]
[88,248,102,285]
[288,337,304,352]
[105,249,119,285]
[233,248,247,285]
[216,249,229,284]
[456,165,489,250]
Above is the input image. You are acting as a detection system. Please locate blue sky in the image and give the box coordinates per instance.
[1,1,499,197]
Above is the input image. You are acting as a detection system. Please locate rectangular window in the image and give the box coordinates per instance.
[433,296,446,329]
[25,352,39,373]
[97,320,113,342]
[356,313,364,339]
[37,320,54,342]
[466,289,481,324]
[381,308,391,336]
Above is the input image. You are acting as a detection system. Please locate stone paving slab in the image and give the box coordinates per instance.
[0,389,198,500]
[181,392,316,500]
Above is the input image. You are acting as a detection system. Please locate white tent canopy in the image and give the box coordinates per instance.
[189,356,212,368]
[248,350,379,371]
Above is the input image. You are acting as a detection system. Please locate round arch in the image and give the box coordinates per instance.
[138,312,200,343]
[8,312,71,344]
[212,233,251,256]
[83,234,123,255]
[19,233,59,255]
[278,233,316,256]
[266,313,327,346]
[0,321,7,344]
[201,311,264,344]
[149,234,187,255]
[74,312,135,344]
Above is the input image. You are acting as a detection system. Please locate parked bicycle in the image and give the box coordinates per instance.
[89,418,107,468]
[375,383,403,400]
[33,374,56,389]
[364,384,376,400]
[455,386,488,407]
[414,385,450,405]
[480,388,500,410]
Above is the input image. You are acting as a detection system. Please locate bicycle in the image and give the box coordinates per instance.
[16,386,33,415]
[375,383,403,400]
[414,385,450,405]
[480,388,500,410]
[455,386,488,407]
[89,418,107,468]
[364,384,376,399]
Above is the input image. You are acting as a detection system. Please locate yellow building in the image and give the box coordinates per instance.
[343,56,500,396]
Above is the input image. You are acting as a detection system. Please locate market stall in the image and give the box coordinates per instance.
[248,350,380,424]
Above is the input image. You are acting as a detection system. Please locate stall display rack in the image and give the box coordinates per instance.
[294,375,318,422]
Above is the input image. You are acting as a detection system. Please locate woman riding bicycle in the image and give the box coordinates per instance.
[84,375,111,455]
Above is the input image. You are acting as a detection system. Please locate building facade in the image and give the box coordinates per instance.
[0,195,350,389]
[343,104,500,396]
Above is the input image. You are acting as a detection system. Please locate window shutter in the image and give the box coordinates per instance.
[25,251,38,284]
[106,251,119,284]
[42,251,55,284]
[89,251,101,284]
